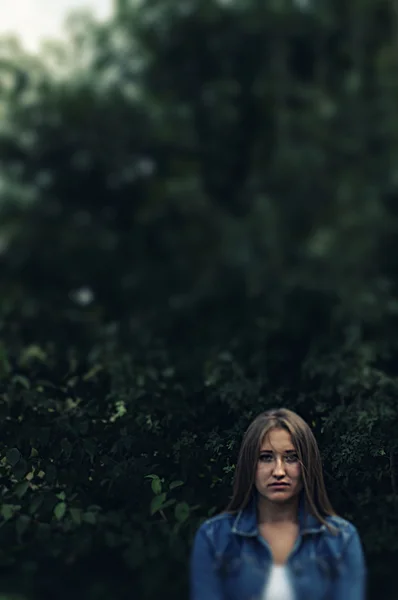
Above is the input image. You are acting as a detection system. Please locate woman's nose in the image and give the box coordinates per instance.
[273,459,286,476]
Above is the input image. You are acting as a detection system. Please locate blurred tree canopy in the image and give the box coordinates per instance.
[0,0,397,599]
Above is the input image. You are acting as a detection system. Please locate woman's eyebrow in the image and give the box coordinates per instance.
[259,449,296,453]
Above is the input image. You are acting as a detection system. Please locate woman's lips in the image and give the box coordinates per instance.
[269,483,289,488]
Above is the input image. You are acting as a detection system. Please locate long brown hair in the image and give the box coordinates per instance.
[225,408,337,530]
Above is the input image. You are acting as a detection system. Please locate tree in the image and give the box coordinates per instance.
[0,1,397,598]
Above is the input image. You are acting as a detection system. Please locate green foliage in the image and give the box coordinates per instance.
[0,0,398,599]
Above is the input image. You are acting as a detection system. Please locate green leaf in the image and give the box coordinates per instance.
[54,502,67,520]
[151,478,162,495]
[11,374,30,389]
[16,515,31,539]
[1,504,16,521]
[56,491,66,501]
[83,511,96,525]
[6,448,21,467]
[162,367,175,378]
[144,474,159,480]
[174,502,190,523]
[161,498,176,509]
[14,481,30,499]
[69,508,82,525]
[169,480,184,490]
[13,458,28,480]
[29,495,44,515]
[150,493,167,515]
[82,365,103,381]
[19,345,47,365]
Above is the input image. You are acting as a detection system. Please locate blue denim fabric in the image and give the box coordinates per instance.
[190,494,366,600]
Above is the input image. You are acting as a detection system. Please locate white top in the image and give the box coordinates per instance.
[262,564,294,600]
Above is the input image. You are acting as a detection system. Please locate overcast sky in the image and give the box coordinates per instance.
[0,0,114,52]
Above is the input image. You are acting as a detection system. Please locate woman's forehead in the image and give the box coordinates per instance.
[260,427,295,450]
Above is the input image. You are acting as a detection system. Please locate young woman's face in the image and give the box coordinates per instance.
[255,427,303,504]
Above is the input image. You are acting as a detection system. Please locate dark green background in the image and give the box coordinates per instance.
[0,1,397,598]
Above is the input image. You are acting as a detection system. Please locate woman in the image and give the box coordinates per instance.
[190,408,366,600]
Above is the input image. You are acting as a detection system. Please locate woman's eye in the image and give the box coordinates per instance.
[259,454,273,462]
[286,454,298,462]
[259,454,298,462]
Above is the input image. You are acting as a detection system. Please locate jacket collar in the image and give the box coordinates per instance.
[231,491,326,537]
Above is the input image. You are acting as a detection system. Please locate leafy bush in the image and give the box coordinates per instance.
[0,1,397,599]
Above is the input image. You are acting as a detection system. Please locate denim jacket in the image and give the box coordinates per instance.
[190,493,366,600]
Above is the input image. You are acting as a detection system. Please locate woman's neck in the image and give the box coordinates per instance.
[257,496,299,525]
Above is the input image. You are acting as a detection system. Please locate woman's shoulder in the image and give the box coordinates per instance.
[322,514,361,540]
[195,511,236,540]
[198,511,235,530]
[196,511,362,544]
